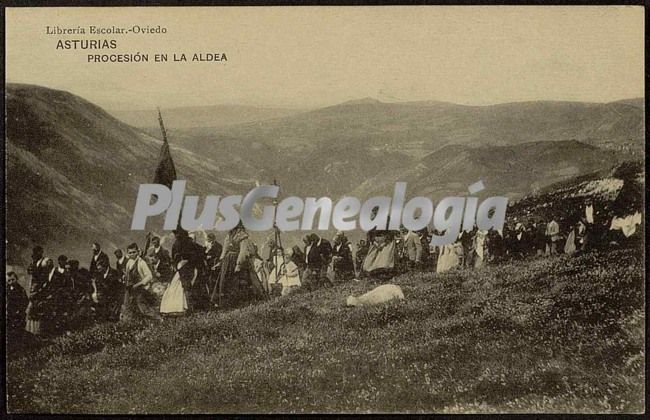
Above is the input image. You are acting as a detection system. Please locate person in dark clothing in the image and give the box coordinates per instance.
[503,223,517,259]
[172,229,210,311]
[188,232,210,311]
[6,271,28,337]
[331,231,354,281]
[290,245,305,270]
[94,259,122,321]
[401,227,423,272]
[148,251,173,284]
[66,260,92,297]
[302,235,317,289]
[114,249,128,283]
[288,244,306,284]
[172,229,194,267]
[428,228,443,270]
[417,227,432,269]
[27,246,46,296]
[593,215,614,249]
[205,233,223,296]
[57,254,68,274]
[459,228,476,267]
[513,222,530,259]
[89,242,110,278]
[149,236,172,267]
[66,260,95,328]
[30,258,70,336]
[212,224,266,309]
[303,234,333,290]
[533,221,547,256]
[486,229,505,263]
[355,239,369,276]
[310,233,333,266]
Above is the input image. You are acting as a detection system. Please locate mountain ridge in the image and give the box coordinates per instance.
[210,95,644,152]
[5,83,644,265]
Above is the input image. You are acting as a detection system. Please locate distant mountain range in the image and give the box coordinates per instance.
[204,97,645,155]
[107,104,306,129]
[145,96,642,197]
[5,83,645,264]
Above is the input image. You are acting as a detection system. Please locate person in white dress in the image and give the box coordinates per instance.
[268,248,302,296]
[278,249,301,296]
[160,259,193,316]
[436,241,464,273]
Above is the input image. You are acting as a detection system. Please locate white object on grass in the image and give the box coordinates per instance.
[346,284,405,307]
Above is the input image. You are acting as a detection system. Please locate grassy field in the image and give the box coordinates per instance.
[7,247,645,414]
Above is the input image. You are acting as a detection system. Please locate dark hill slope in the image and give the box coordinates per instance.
[6,84,252,264]
[508,160,644,226]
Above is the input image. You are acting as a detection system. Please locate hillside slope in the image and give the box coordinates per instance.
[6,84,254,264]
[7,247,644,413]
[509,160,645,224]
[350,140,628,202]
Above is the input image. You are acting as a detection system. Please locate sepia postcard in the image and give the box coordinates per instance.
[4,5,645,414]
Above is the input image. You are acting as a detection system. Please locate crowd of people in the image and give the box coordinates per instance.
[6,199,643,341]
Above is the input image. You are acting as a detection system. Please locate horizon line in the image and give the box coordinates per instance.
[5,80,644,112]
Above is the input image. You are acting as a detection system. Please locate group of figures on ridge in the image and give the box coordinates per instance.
[6,198,643,343]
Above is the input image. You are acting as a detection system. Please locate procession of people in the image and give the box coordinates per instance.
[6,196,643,341]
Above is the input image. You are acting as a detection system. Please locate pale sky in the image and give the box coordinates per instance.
[5,6,644,110]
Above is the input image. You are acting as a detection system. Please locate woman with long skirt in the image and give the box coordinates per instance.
[212,225,267,309]
[160,259,192,317]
